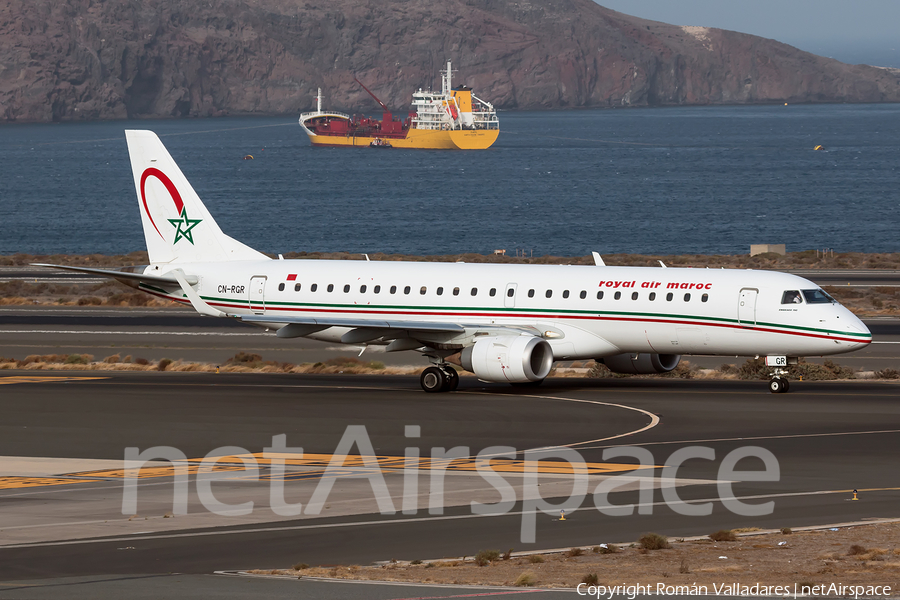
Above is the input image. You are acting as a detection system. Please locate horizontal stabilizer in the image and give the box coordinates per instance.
[32,264,197,286]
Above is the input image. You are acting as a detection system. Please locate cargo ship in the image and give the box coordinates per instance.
[299,61,499,150]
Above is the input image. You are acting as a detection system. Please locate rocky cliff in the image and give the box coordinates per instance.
[3,0,900,122]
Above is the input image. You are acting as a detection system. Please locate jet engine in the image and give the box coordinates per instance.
[600,353,681,374]
[460,335,554,383]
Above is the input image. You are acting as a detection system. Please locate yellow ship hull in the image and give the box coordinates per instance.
[307,128,499,150]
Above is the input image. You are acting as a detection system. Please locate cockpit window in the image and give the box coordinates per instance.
[802,289,834,304]
[781,290,803,304]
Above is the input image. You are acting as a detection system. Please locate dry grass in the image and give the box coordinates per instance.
[254,521,900,589]
[0,353,424,375]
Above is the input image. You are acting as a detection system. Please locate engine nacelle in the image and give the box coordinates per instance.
[600,353,681,374]
[460,335,554,383]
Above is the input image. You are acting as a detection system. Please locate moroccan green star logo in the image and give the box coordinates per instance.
[167,207,202,245]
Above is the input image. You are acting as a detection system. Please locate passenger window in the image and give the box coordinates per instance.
[580,290,586,299]
[374,285,381,294]
[437,287,443,296]
[390,285,396,294]
[528,289,535,298]
[343,284,350,293]
[614,291,621,300]
[545,290,552,298]
[701,293,708,302]
[278,283,285,291]
[632,292,638,300]
[649,292,656,301]
[311,283,318,292]
[360,285,366,293]
[471,287,477,296]
[684,293,691,302]
[453,287,460,296]
[666,292,673,301]
[327,284,334,292]
[597,291,604,300]
[404,286,411,295]
[489,288,496,297]
[782,290,803,304]
[562,290,569,299]
[294,283,301,292]
[507,288,515,297]
[420,286,427,295]
[803,289,834,304]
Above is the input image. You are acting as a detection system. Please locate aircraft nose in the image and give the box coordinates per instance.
[842,311,872,347]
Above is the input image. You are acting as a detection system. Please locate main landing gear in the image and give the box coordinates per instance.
[420,365,460,393]
[768,368,791,394]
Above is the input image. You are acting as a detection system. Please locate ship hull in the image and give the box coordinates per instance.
[306,128,499,150]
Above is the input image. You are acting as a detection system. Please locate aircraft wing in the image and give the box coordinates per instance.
[32,263,198,286]
[239,315,466,343]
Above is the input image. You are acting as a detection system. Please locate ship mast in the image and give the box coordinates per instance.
[316,88,322,114]
[442,60,453,95]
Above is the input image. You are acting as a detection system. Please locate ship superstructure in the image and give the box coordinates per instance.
[299,61,499,150]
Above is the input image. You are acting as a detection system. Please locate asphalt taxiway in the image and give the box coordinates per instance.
[1,372,898,594]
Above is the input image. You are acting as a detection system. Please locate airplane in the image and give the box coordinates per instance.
[36,130,872,394]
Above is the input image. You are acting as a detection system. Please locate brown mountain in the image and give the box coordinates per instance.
[2,0,900,122]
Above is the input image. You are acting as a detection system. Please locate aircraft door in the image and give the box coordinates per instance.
[249,276,266,314]
[738,288,758,326]
[504,283,517,308]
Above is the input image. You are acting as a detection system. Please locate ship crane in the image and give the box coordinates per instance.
[354,78,391,113]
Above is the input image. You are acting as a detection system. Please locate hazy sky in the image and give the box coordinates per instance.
[597,0,900,67]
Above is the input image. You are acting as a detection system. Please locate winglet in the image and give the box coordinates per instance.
[171,269,227,318]
[592,252,605,267]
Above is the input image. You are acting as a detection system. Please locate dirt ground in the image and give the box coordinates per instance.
[257,521,900,591]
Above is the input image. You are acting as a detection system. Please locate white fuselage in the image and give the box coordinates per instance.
[138,260,872,360]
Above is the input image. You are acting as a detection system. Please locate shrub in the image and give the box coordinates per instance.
[848,544,868,556]
[502,549,513,560]
[227,352,263,365]
[410,559,423,565]
[876,368,900,379]
[639,533,671,550]
[367,361,385,370]
[514,571,537,587]
[475,549,501,566]
[595,544,619,554]
[292,562,309,570]
[103,354,121,364]
[679,559,691,574]
[781,528,792,535]
[709,530,737,542]
[566,547,584,557]
[134,357,150,366]
[528,554,545,564]
[64,353,92,365]
[582,573,599,585]
[157,358,173,371]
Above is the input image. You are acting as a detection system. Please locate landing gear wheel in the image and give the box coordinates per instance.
[769,377,787,394]
[781,378,790,392]
[421,367,447,393]
[444,368,459,391]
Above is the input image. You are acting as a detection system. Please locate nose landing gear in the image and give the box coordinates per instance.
[768,368,791,393]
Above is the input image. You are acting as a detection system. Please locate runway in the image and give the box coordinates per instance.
[1,372,898,595]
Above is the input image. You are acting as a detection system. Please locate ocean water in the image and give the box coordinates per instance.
[1,104,898,257]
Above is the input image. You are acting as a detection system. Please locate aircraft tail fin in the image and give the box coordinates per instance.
[125,130,269,264]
